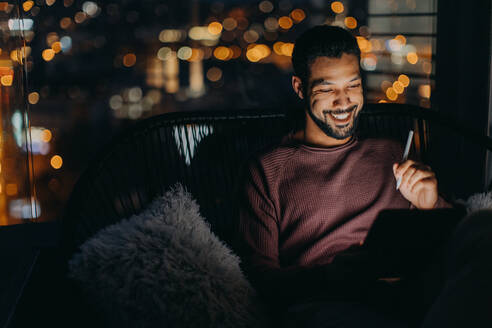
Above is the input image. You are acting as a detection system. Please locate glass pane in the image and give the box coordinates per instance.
[368,16,436,35]
[369,0,437,14]
[364,0,437,108]
[0,0,37,225]
[22,0,439,221]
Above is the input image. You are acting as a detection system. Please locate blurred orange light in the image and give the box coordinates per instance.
[0,3,9,12]
[380,80,392,92]
[422,61,432,75]
[393,81,404,94]
[28,91,39,104]
[223,17,237,31]
[60,17,72,29]
[418,85,431,99]
[74,11,87,23]
[243,30,259,43]
[0,75,13,86]
[264,17,279,31]
[398,74,410,87]
[281,42,294,56]
[123,53,137,67]
[42,49,55,61]
[344,16,357,29]
[290,9,306,23]
[236,17,249,30]
[230,45,242,59]
[395,34,407,45]
[208,22,223,35]
[273,41,284,55]
[256,44,271,58]
[206,67,223,82]
[246,47,262,62]
[188,48,204,62]
[51,155,63,169]
[52,41,62,53]
[356,36,371,53]
[214,46,232,61]
[259,0,274,13]
[23,1,34,11]
[378,100,388,103]
[41,129,52,142]
[10,50,20,63]
[246,44,271,62]
[278,16,293,29]
[407,52,418,64]
[386,87,398,101]
[6,184,18,196]
[331,1,344,14]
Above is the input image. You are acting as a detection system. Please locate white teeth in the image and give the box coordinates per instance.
[332,113,349,120]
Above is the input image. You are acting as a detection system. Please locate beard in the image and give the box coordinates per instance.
[307,104,361,140]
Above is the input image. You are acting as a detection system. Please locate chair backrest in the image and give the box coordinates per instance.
[61,103,434,256]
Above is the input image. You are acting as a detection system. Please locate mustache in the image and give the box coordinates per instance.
[322,105,358,115]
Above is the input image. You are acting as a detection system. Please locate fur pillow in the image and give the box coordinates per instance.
[464,191,492,213]
[68,184,268,328]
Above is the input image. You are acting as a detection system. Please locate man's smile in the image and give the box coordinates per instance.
[323,105,358,126]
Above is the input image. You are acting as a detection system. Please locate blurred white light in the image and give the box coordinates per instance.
[159,29,184,43]
[128,104,143,119]
[30,127,51,155]
[391,53,404,65]
[188,26,220,41]
[12,111,23,148]
[60,36,72,52]
[82,1,100,17]
[109,95,123,110]
[361,55,377,71]
[9,198,41,219]
[128,87,143,102]
[177,46,192,60]
[387,39,403,52]
[157,47,172,61]
[8,19,34,31]
[402,44,417,55]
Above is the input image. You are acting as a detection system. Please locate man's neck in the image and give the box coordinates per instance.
[300,114,352,148]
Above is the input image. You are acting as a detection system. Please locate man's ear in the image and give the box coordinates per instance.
[292,76,304,99]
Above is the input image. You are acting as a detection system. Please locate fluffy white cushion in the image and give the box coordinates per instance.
[68,184,268,328]
[464,191,492,213]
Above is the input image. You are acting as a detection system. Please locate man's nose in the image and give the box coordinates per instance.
[333,90,351,108]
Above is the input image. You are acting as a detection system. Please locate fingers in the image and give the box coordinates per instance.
[393,160,415,177]
[408,170,435,193]
[410,176,437,195]
[394,160,434,191]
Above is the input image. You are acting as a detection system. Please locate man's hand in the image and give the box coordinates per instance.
[393,160,438,209]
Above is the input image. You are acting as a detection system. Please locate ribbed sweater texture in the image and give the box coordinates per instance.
[239,136,450,300]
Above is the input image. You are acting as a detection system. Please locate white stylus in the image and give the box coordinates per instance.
[396,130,414,190]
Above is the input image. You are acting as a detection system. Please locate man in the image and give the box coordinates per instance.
[239,25,492,327]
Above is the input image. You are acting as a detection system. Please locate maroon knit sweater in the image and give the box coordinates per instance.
[238,135,450,301]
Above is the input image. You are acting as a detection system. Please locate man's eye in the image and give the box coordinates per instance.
[349,84,361,89]
[317,89,333,93]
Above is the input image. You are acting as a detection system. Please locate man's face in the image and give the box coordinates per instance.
[304,54,363,140]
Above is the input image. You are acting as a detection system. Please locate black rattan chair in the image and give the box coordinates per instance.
[64,101,492,258]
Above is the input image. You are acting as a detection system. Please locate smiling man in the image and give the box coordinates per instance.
[237,25,492,328]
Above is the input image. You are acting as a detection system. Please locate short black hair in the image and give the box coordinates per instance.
[292,25,360,90]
